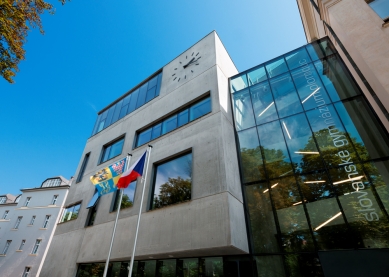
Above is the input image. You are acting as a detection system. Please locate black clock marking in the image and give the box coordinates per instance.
[173,77,177,81]
[196,52,199,56]
[191,70,193,73]
[192,52,194,56]
[178,78,180,82]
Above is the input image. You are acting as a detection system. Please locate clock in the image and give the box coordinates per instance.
[171,51,201,83]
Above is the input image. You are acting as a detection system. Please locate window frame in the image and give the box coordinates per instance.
[42,215,51,228]
[76,152,90,183]
[19,240,26,251]
[149,151,193,211]
[51,195,58,205]
[2,210,9,219]
[0,196,6,204]
[135,94,211,148]
[2,240,11,255]
[14,216,22,229]
[22,267,31,277]
[99,136,125,165]
[60,202,82,223]
[24,197,31,207]
[31,240,41,254]
[29,216,36,225]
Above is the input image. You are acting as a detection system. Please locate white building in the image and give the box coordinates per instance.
[0,177,70,277]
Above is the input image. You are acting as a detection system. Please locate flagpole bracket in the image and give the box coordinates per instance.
[148,144,153,148]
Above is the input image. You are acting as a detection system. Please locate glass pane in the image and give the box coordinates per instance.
[97,120,105,133]
[102,145,111,162]
[282,113,324,173]
[314,55,360,102]
[257,121,294,179]
[238,128,264,183]
[145,86,157,103]
[151,123,162,140]
[297,173,354,250]
[269,73,304,118]
[245,184,279,253]
[306,104,360,169]
[105,105,115,127]
[199,257,223,277]
[178,109,189,127]
[189,97,211,121]
[285,47,311,71]
[138,260,156,277]
[250,81,278,125]
[306,38,335,61]
[148,75,158,89]
[72,204,81,219]
[109,139,124,159]
[369,0,389,19]
[157,260,176,277]
[155,73,162,97]
[270,176,315,252]
[291,63,331,111]
[334,98,389,160]
[123,94,132,106]
[114,181,136,210]
[162,114,177,135]
[136,83,148,109]
[111,99,123,124]
[230,73,248,92]
[265,57,289,78]
[92,114,102,135]
[137,128,152,147]
[152,153,192,210]
[119,104,129,120]
[368,160,389,215]
[247,65,267,86]
[127,88,139,114]
[177,258,198,277]
[255,256,286,277]
[232,89,256,131]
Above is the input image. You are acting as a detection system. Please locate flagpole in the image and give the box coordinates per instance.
[128,145,153,277]
[102,154,132,277]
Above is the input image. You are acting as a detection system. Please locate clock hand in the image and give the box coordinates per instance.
[183,57,195,68]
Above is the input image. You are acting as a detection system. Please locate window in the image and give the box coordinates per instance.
[2,240,11,255]
[31,240,41,254]
[100,137,125,164]
[2,210,9,219]
[0,196,6,204]
[24,197,31,207]
[29,216,36,225]
[86,205,97,227]
[19,240,26,250]
[112,181,137,212]
[22,267,31,277]
[76,153,90,182]
[14,217,22,229]
[91,72,162,136]
[51,195,58,205]
[41,178,61,187]
[367,0,389,21]
[150,152,192,210]
[60,203,81,223]
[42,215,51,228]
[136,96,211,147]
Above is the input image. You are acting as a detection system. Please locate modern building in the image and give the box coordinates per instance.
[40,24,389,277]
[0,177,70,277]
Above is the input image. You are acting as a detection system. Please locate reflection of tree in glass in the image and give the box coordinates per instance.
[121,194,133,209]
[153,177,191,209]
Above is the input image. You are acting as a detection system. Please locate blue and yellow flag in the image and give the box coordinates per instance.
[90,158,127,196]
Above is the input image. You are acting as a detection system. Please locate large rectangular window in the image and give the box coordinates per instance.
[136,96,211,148]
[100,137,125,164]
[150,152,192,210]
[112,181,137,212]
[91,72,162,136]
[60,203,81,223]
[367,0,389,21]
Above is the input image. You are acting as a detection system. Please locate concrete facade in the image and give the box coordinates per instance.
[297,0,389,131]
[40,31,249,277]
[0,177,70,277]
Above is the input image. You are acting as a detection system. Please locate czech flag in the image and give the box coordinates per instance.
[117,151,147,189]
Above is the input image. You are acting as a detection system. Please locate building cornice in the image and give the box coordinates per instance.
[20,185,70,193]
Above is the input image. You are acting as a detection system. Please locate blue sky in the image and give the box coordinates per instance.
[0,0,306,196]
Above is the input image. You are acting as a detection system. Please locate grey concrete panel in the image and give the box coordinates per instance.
[227,193,249,253]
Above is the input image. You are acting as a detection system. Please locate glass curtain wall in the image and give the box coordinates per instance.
[231,37,389,276]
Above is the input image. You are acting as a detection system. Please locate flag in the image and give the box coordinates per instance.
[117,151,147,189]
[90,158,127,196]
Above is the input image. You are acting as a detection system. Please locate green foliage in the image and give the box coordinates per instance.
[0,0,67,83]
[153,177,191,209]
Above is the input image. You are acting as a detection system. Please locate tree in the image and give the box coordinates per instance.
[152,177,191,209]
[0,0,66,83]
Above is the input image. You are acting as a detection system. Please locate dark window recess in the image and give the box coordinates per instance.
[76,152,90,183]
[112,181,137,212]
[91,72,162,136]
[136,96,211,147]
[100,137,124,164]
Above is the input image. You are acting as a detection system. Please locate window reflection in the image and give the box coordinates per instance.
[257,121,294,179]
[269,73,303,118]
[369,0,389,20]
[230,73,248,92]
[284,47,311,71]
[250,81,278,125]
[233,89,256,131]
[247,65,267,86]
[265,57,289,78]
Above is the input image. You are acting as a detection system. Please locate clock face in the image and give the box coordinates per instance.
[172,51,201,83]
